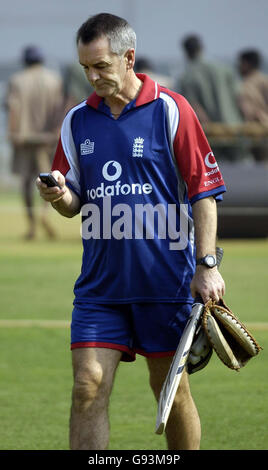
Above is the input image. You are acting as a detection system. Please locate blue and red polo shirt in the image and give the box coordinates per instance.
[52,73,226,304]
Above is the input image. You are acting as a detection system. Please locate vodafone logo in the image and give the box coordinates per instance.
[87,160,152,200]
[204,152,219,177]
[102,160,122,181]
[205,152,218,169]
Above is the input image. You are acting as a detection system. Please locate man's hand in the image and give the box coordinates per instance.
[36,170,67,203]
[190,265,225,304]
[36,170,80,218]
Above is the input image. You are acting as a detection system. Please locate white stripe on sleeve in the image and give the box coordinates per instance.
[60,101,87,196]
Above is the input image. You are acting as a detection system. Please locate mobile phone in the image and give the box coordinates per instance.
[39,173,61,188]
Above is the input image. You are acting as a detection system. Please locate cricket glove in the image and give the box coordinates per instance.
[187,322,213,374]
[202,299,262,370]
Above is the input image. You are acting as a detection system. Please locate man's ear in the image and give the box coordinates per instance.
[124,49,135,70]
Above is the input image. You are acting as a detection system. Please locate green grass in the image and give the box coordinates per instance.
[0,190,267,450]
[0,328,71,450]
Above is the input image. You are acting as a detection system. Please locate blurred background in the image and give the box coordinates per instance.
[0,0,268,237]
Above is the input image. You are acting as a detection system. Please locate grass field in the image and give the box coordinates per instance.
[0,189,267,450]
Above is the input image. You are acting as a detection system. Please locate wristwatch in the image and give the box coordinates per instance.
[196,254,217,268]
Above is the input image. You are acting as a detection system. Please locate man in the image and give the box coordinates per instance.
[36,13,226,450]
[237,49,268,162]
[63,61,94,111]
[177,35,243,161]
[178,35,242,126]
[7,45,64,239]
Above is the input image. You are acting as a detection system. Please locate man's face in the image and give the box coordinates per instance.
[78,36,128,99]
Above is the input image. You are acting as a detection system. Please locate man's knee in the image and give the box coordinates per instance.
[72,361,105,412]
[71,347,121,412]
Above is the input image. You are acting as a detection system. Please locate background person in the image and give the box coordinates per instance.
[178,34,242,125]
[63,61,94,111]
[237,49,268,162]
[36,13,226,450]
[6,45,64,239]
[177,34,243,161]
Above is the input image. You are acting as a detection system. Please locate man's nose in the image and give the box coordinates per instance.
[88,68,100,83]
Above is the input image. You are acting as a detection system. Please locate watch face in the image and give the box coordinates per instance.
[205,255,216,267]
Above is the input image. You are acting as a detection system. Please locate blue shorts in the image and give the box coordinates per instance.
[71,302,191,362]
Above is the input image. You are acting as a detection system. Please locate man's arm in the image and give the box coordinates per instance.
[190,196,225,303]
[36,170,80,218]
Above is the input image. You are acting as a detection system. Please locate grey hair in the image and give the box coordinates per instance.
[107,24,136,55]
[77,13,136,56]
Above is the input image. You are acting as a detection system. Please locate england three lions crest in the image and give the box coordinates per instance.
[132,137,144,158]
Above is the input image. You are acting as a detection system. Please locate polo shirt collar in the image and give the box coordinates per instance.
[86,73,160,110]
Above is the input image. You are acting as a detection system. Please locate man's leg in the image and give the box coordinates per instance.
[36,146,57,238]
[70,347,122,450]
[22,173,36,239]
[147,356,201,450]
